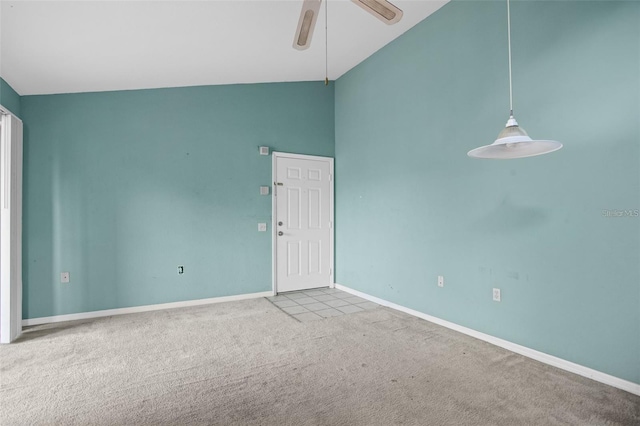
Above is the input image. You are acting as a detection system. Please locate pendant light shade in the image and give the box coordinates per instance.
[467,115,563,159]
[467,0,562,159]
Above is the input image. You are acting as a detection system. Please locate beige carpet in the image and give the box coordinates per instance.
[1,298,638,425]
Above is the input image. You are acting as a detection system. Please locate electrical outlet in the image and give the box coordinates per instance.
[437,275,444,287]
[60,272,70,283]
[177,266,184,275]
[493,288,501,302]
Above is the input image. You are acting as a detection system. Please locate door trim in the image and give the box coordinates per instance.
[0,106,23,343]
[271,152,334,295]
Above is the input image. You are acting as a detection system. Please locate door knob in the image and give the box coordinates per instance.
[278,231,284,236]
[278,221,283,226]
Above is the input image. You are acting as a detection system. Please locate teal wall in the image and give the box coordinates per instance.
[21,82,334,319]
[335,0,639,384]
[0,77,21,117]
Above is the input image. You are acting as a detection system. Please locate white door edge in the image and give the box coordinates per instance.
[271,152,334,295]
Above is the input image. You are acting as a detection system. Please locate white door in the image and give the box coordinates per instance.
[273,153,333,293]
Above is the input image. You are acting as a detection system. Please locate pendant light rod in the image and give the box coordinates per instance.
[325,0,329,85]
[507,0,513,115]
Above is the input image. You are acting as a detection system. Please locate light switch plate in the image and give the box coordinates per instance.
[259,146,270,156]
[438,275,444,287]
[61,272,70,283]
[258,223,267,232]
[260,186,270,195]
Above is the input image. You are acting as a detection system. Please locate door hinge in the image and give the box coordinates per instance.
[273,182,283,196]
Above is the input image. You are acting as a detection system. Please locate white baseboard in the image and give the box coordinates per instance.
[22,291,273,327]
[335,283,640,397]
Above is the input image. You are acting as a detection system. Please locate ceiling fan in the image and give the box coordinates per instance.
[293,0,403,50]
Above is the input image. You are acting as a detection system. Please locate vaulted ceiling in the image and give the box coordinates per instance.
[0,0,448,95]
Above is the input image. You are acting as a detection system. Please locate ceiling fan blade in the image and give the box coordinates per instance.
[351,0,403,25]
[293,0,323,50]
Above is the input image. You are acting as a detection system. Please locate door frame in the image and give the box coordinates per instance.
[271,152,334,296]
[0,105,23,343]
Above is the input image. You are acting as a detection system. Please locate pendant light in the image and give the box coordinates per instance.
[467,0,562,159]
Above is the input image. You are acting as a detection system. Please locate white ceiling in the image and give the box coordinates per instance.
[0,0,448,96]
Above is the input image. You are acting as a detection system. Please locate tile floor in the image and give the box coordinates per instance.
[266,288,379,322]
